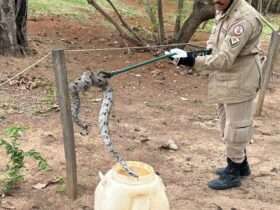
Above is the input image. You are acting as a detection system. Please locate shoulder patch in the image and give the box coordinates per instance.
[229,36,240,48]
[233,25,244,36]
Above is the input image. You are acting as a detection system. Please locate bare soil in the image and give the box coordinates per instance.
[0,12,280,210]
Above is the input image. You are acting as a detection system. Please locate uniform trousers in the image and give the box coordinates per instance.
[217,99,255,163]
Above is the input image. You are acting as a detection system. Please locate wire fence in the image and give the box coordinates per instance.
[0,43,201,117]
[0,42,201,89]
[0,42,279,118]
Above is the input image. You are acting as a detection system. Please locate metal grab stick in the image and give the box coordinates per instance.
[99,53,176,78]
[99,48,212,78]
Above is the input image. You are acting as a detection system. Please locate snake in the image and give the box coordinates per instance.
[69,71,138,177]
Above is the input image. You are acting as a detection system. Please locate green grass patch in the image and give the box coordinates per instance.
[29,0,96,20]
[28,0,279,39]
[29,0,142,20]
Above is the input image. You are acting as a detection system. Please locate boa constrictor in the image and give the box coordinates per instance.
[69,71,138,177]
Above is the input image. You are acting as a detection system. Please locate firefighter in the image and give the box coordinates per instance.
[166,0,263,190]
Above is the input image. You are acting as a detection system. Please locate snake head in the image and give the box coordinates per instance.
[97,71,112,79]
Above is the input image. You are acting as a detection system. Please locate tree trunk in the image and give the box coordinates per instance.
[176,0,215,43]
[157,0,165,44]
[258,0,263,13]
[264,0,273,15]
[0,0,27,56]
[15,0,28,50]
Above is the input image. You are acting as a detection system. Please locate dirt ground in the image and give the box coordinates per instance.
[0,12,280,210]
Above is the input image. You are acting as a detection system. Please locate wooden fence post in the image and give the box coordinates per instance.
[52,49,78,199]
[255,31,280,116]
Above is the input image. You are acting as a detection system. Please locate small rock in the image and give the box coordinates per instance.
[259,130,273,136]
[32,183,48,190]
[180,97,190,101]
[183,168,193,173]
[0,115,5,122]
[162,121,168,126]
[140,137,150,143]
[186,157,192,161]
[168,143,178,151]
[99,38,107,42]
[134,128,141,132]
[160,140,178,151]
[271,168,278,173]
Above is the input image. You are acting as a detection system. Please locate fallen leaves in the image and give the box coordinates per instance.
[8,75,48,90]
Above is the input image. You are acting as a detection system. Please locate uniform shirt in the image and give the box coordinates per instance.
[194,0,263,104]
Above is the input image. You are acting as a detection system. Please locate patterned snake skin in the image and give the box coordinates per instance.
[69,71,138,177]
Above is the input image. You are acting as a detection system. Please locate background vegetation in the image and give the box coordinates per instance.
[28,0,279,38]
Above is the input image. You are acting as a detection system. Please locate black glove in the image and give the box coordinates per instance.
[177,54,195,67]
[165,48,195,67]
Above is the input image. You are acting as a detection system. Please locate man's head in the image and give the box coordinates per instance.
[213,0,233,12]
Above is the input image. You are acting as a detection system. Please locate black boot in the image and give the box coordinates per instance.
[216,156,251,177]
[208,158,241,190]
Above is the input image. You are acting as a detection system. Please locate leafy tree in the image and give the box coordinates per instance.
[87,0,215,47]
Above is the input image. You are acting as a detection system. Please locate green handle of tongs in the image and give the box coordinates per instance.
[99,53,176,78]
[98,48,212,78]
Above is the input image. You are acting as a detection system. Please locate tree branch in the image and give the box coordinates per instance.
[174,0,184,36]
[87,0,142,45]
[105,0,144,44]
[142,0,158,42]
[157,0,165,44]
